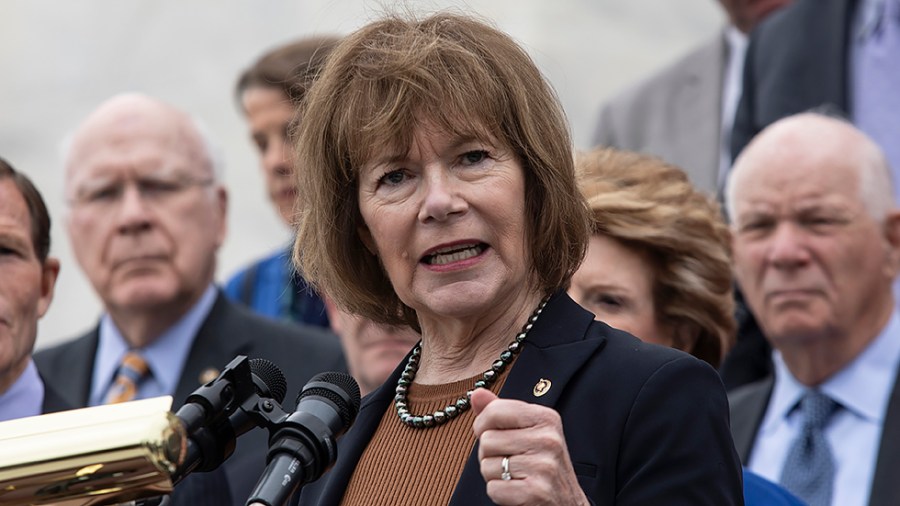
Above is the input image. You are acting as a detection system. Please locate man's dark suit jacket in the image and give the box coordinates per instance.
[729,373,900,506]
[40,378,72,414]
[730,0,856,159]
[298,292,743,505]
[35,291,346,506]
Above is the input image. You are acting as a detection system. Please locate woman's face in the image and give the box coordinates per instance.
[568,234,673,347]
[357,123,532,321]
[241,86,297,226]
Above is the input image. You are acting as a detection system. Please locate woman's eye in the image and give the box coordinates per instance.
[596,295,622,307]
[461,150,489,165]
[587,293,626,313]
[378,169,407,186]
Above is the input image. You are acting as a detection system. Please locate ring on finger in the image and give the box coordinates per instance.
[501,456,512,481]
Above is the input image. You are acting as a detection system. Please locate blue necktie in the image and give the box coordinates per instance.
[854,0,900,202]
[779,390,840,506]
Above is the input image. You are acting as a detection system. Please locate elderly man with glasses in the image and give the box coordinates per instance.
[35,93,344,505]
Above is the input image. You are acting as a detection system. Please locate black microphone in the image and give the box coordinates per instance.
[172,356,287,482]
[245,371,361,506]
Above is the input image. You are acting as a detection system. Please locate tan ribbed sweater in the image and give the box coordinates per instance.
[338,368,511,505]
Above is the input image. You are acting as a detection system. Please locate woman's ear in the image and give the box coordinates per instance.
[358,225,378,256]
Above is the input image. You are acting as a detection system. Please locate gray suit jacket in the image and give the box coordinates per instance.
[729,372,900,506]
[35,290,346,506]
[592,30,727,194]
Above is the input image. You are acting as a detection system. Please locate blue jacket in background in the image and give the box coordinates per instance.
[224,246,329,328]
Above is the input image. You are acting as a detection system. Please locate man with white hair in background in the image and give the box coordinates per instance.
[34,93,344,505]
[727,112,900,506]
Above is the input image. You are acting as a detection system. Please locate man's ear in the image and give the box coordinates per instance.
[214,185,228,248]
[883,210,900,278]
[37,257,61,319]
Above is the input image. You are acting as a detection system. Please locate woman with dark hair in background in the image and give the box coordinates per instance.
[225,37,340,327]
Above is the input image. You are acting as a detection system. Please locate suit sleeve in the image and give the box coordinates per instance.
[617,356,744,505]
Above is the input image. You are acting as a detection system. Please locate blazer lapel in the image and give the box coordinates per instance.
[450,293,605,505]
[40,374,76,414]
[869,366,900,506]
[174,292,256,405]
[312,369,400,506]
[54,328,100,407]
[727,378,772,464]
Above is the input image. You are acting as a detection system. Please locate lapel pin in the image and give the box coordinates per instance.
[533,378,551,397]
[199,367,220,385]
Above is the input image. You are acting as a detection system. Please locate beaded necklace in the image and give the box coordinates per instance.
[394,297,549,429]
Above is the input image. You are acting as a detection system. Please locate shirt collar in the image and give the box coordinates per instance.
[91,285,218,404]
[725,24,748,55]
[761,308,900,432]
[0,360,44,422]
[825,309,900,422]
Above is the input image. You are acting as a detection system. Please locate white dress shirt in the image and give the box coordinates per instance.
[89,284,218,406]
[0,360,44,422]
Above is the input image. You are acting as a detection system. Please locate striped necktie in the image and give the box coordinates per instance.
[105,351,150,404]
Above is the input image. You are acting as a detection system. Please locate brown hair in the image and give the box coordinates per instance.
[293,12,590,327]
[0,157,52,262]
[576,148,734,367]
[236,35,341,107]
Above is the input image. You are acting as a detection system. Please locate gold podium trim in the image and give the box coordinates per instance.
[0,396,185,505]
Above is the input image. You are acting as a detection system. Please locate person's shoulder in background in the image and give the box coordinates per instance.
[592,31,725,150]
[223,247,289,317]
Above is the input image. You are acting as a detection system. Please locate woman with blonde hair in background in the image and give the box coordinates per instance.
[570,147,804,505]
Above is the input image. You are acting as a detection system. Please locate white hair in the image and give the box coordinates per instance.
[725,112,895,224]
[59,94,226,187]
[189,115,225,183]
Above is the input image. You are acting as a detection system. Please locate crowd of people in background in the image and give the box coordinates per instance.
[0,1,897,505]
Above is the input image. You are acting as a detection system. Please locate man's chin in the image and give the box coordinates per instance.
[107,284,180,311]
[767,318,830,345]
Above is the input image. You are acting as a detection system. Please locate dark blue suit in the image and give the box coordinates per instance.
[730,0,856,159]
[299,292,743,505]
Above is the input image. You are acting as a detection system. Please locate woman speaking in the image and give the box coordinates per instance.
[291,12,742,505]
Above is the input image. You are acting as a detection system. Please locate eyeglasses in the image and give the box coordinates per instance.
[69,173,215,211]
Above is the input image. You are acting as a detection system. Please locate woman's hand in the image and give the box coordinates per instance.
[471,389,590,506]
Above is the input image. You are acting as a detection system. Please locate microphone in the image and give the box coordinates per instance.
[172,356,288,482]
[245,371,361,506]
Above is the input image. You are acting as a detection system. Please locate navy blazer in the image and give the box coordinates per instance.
[730,0,856,159]
[35,291,346,506]
[299,292,743,505]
